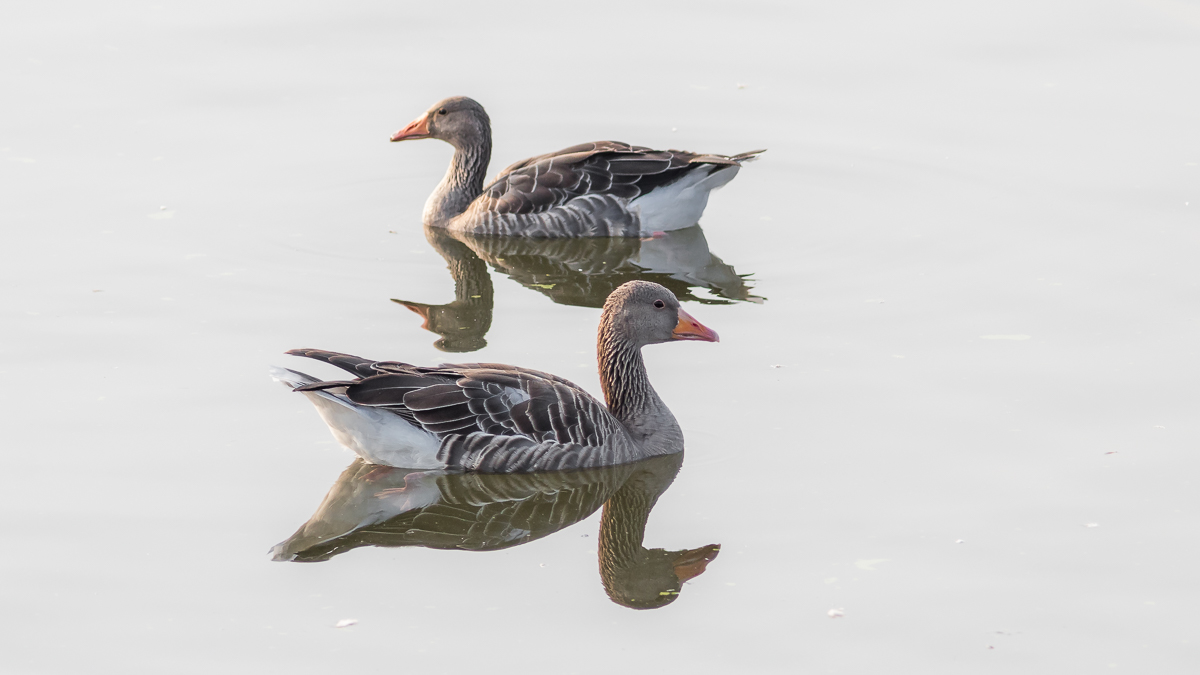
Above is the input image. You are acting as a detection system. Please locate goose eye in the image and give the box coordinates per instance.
[653,300,665,309]
[437,108,448,115]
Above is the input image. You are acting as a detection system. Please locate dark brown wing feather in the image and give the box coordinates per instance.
[286,350,632,471]
[285,348,380,378]
[478,141,739,217]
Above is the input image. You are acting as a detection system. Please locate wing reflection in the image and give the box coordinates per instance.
[271,452,719,609]
[394,225,761,352]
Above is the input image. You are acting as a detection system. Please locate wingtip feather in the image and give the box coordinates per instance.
[731,149,767,163]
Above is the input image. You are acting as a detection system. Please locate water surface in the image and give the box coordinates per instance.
[2,1,1198,672]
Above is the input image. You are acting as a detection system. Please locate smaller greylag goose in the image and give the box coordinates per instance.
[274,281,717,473]
[391,96,764,237]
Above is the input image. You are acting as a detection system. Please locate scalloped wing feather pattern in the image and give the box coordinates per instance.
[284,349,638,473]
[454,142,763,237]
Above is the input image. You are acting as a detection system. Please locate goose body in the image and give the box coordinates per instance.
[391,97,764,238]
[276,281,718,473]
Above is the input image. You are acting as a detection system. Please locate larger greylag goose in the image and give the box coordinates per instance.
[391,96,764,237]
[274,281,717,473]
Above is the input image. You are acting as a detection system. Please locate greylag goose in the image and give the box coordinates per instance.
[274,281,717,473]
[269,453,718,609]
[391,96,765,237]
[392,224,760,353]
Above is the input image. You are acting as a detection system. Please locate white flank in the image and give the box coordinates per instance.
[269,366,443,469]
[631,165,740,234]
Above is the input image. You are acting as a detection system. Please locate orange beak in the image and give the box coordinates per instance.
[671,308,719,342]
[390,114,431,142]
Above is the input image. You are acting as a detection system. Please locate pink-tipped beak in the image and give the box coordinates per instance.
[671,308,719,342]
[390,114,431,142]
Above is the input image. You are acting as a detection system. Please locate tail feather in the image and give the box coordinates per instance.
[686,154,740,166]
[286,349,379,378]
[730,149,766,163]
[294,380,357,393]
[687,149,766,166]
[269,364,443,469]
[269,365,320,390]
[270,366,358,411]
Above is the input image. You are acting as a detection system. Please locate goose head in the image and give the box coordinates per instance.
[601,280,720,348]
[390,96,490,151]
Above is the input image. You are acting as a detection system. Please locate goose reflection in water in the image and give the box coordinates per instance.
[394,225,762,353]
[271,452,718,610]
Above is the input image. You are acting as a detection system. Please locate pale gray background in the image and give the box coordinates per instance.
[2,0,1198,672]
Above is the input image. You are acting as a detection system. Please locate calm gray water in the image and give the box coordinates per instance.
[3,1,1198,672]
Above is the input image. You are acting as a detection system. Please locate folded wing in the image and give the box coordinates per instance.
[481,141,751,216]
[286,349,636,472]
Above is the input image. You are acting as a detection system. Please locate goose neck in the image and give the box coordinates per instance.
[597,327,656,426]
[424,138,491,225]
